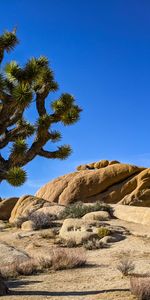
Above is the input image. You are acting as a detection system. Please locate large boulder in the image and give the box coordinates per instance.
[0,242,29,266]
[59,218,100,245]
[119,168,150,206]
[0,197,19,220]
[36,163,143,205]
[112,204,150,225]
[9,195,51,225]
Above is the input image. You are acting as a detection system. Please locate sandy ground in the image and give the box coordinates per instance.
[0,218,150,300]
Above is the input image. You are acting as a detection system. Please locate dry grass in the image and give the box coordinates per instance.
[117,257,135,276]
[51,247,86,270]
[130,275,150,300]
[0,248,86,279]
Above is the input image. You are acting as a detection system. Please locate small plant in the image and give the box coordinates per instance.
[0,258,40,279]
[30,211,56,230]
[15,212,56,229]
[40,231,55,239]
[83,237,104,250]
[130,275,150,300]
[51,247,86,270]
[58,201,110,219]
[97,227,111,238]
[117,257,135,276]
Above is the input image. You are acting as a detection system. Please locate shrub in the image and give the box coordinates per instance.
[30,212,56,230]
[83,237,104,250]
[59,201,110,219]
[15,211,56,229]
[117,257,135,276]
[130,275,150,300]
[51,247,86,270]
[0,258,40,279]
[0,248,86,279]
[97,227,111,238]
[40,231,55,239]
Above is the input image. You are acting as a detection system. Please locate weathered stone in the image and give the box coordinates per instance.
[112,204,150,225]
[100,234,124,243]
[59,218,100,245]
[0,242,29,266]
[94,160,109,169]
[119,168,150,206]
[0,197,19,220]
[21,220,36,231]
[36,163,142,205]
[82,211,110,221]
[9,195,50,225]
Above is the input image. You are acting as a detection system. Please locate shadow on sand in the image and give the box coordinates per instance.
[8,280,129,297]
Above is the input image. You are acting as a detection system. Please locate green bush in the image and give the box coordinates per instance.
[97,227,111,238]
[58,201,110,219]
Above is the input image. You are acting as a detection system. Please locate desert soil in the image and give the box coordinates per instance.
[1,218,150,300]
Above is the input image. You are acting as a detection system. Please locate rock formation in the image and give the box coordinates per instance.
[36,160,148,206]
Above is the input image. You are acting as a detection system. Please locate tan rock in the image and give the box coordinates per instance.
[9,195,50,225]
[36,163,142,205]
[119,168,150,206]
[59,218,100,245]
[94,160,109,169]
[21,220,36,231]
[112,204,150,225]
[0,242,29,266]
[36,205,64,217]
[109,160,120,165]
[82,211,110,221]
[76,164,88,171]
[0,197,19,220]
[36,173,78,203]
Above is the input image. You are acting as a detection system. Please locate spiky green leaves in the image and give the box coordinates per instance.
[12,83,33,108]
[49,130,61,142]
[0,30,82,188]
[5,61,21,82]
[17,120,35,138]
[10,139,28,162]
[56,145,72,159]
[51,93,82,125]
[10,138,28,155]
[6,167,27,186]
[0,30,18,52]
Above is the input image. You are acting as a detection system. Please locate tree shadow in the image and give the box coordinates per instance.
[8,280,42,289]
[9,281,129,297]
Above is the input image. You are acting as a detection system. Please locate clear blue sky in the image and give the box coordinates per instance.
[1,0,150,198]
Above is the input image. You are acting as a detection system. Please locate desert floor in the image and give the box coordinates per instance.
[1,219,150,300]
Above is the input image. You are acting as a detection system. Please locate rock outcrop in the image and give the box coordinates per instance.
[9,195,64,227]
[112,204,150,225]
[9,195,51,225]
[36,161,145,205]
[0,197,19,220]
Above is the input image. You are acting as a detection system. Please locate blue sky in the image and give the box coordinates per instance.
[1,0,150,198]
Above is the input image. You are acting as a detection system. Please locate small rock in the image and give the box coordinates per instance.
[100,233,124,243]
[21,220,36,231]
[82,211,110,221]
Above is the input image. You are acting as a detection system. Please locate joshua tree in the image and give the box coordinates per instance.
[0,30,82,186]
